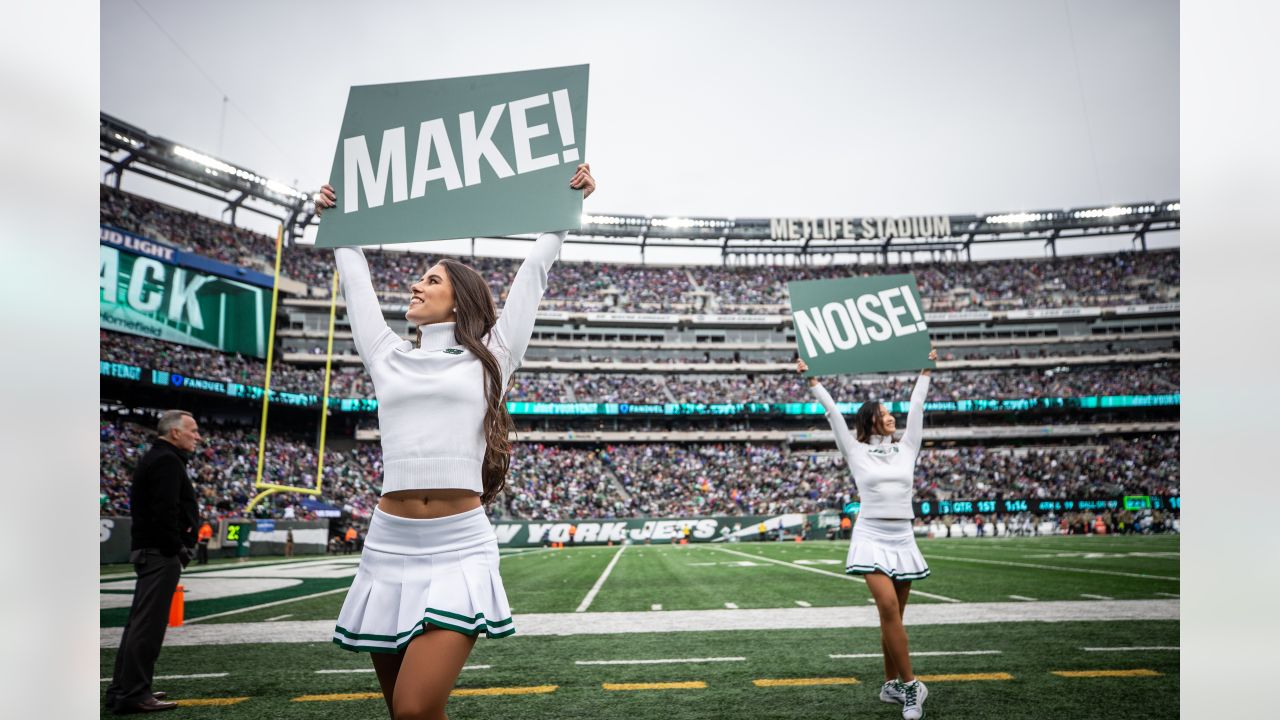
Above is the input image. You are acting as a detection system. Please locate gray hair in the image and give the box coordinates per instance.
[157,410,193,436]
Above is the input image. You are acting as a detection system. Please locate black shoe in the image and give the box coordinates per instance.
[113,697,178,714]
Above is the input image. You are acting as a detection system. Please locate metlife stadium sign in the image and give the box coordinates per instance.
[100,243,272,358]
[769,215,954,242]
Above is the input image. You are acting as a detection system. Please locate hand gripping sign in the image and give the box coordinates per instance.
[316,64,589,248]
[788,274,936,376]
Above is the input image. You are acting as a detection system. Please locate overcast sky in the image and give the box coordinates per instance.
[100,0,1179,263]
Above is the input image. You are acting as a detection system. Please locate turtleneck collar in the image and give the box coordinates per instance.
[868,434,894,446]
[417,322,458,351]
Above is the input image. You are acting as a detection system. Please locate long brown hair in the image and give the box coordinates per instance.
[419,258,514,505]
[854,401,885,444]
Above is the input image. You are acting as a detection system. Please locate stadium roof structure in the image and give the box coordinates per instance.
[102,112,1179,260]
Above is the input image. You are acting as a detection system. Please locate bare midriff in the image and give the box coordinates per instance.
[378,489,482,519]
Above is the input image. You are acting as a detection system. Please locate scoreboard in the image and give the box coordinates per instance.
[843,495,1179,518]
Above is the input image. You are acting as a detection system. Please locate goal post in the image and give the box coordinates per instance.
[246,225,341,513]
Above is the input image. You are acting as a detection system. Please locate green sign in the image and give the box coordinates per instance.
[788,274,936,376]
[1123,495,1153,510]
[100,245,271,358]
[316,64,590,248]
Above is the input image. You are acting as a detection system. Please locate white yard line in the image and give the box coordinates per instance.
[1080,594,1114,600]
[314,664,490,674]
[831,650,1002,659]
[102,556,356,581]
[924,554,1178,581]
[1155,592,1180,598]
[500,547,556,559]
[575,544,627,613]
[713,546,962,603]
[795,600,812,607]
[184,587,349,624]
[263,614,293,622]
[99,672,229,681]
[651,604,663,611]
[107,599,1178,647]
[1008,595,1038,602]
[576,657,746,666]
[724,603,739,609]
[1081,646,1179,652]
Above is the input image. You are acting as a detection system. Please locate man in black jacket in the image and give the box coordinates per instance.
[104,410,201,715]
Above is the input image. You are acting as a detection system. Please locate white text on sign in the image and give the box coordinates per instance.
[343,89,578,214]
[793,284,928,358]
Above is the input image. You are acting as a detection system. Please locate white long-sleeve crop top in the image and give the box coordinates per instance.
[810,375,930,519]
[333,232,564,495]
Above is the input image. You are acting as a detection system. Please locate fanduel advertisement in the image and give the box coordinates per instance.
[100,244,272,358]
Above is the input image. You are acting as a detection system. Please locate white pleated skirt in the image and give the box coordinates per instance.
[845,517,931,581]
[333,506,514,654]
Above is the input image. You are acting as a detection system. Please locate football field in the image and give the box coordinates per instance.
[100,535,1180,719]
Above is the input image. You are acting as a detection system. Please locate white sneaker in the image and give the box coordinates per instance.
[900,679,928,719]
[880,680,905,704]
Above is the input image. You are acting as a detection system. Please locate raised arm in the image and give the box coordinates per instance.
[490,163,595,380]
[798,359,857,457]
[810,381,859,457]
[315,184,398,361]
[900,373,931,452]
[489,231,565,380]
[334,247,399,360]
[901,347,938,451]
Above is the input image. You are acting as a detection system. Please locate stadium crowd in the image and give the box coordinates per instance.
[100,419,382,522]
[623,365,1178,404]
[695,251,1180,312]
[102,331,1178,403]
[102,185,1179,314]
[523,343,1176,365]
[100,415,1178,522]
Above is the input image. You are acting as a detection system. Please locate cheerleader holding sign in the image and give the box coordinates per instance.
[796,347,937,720]
[316,164,595,720]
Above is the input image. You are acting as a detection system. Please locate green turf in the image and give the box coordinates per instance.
[99,620,1179,719]
[99,536,1180,717]
[102,576,354,628]
[104,536,1180,627]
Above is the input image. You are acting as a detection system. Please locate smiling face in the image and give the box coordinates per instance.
[877,405,897,436]
[406,263,457,326]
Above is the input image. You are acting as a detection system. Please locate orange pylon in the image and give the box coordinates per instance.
[168,584,185,627]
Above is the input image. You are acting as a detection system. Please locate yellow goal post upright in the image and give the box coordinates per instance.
[245,224,341,514]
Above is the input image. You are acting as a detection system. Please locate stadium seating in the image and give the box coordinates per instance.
[99,417,1178,522]
[101,185,1179,314]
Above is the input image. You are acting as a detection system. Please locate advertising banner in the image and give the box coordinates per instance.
[788,274,935,376]
[316,64,590,248]
[101,225,277,289]
[1005,307,1102,320]
[100,244,271,358]
[490,514,818,547]
[100,517,132,564]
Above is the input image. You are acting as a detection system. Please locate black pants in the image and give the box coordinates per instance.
[104,549,182,711]
[197,540,209,565]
